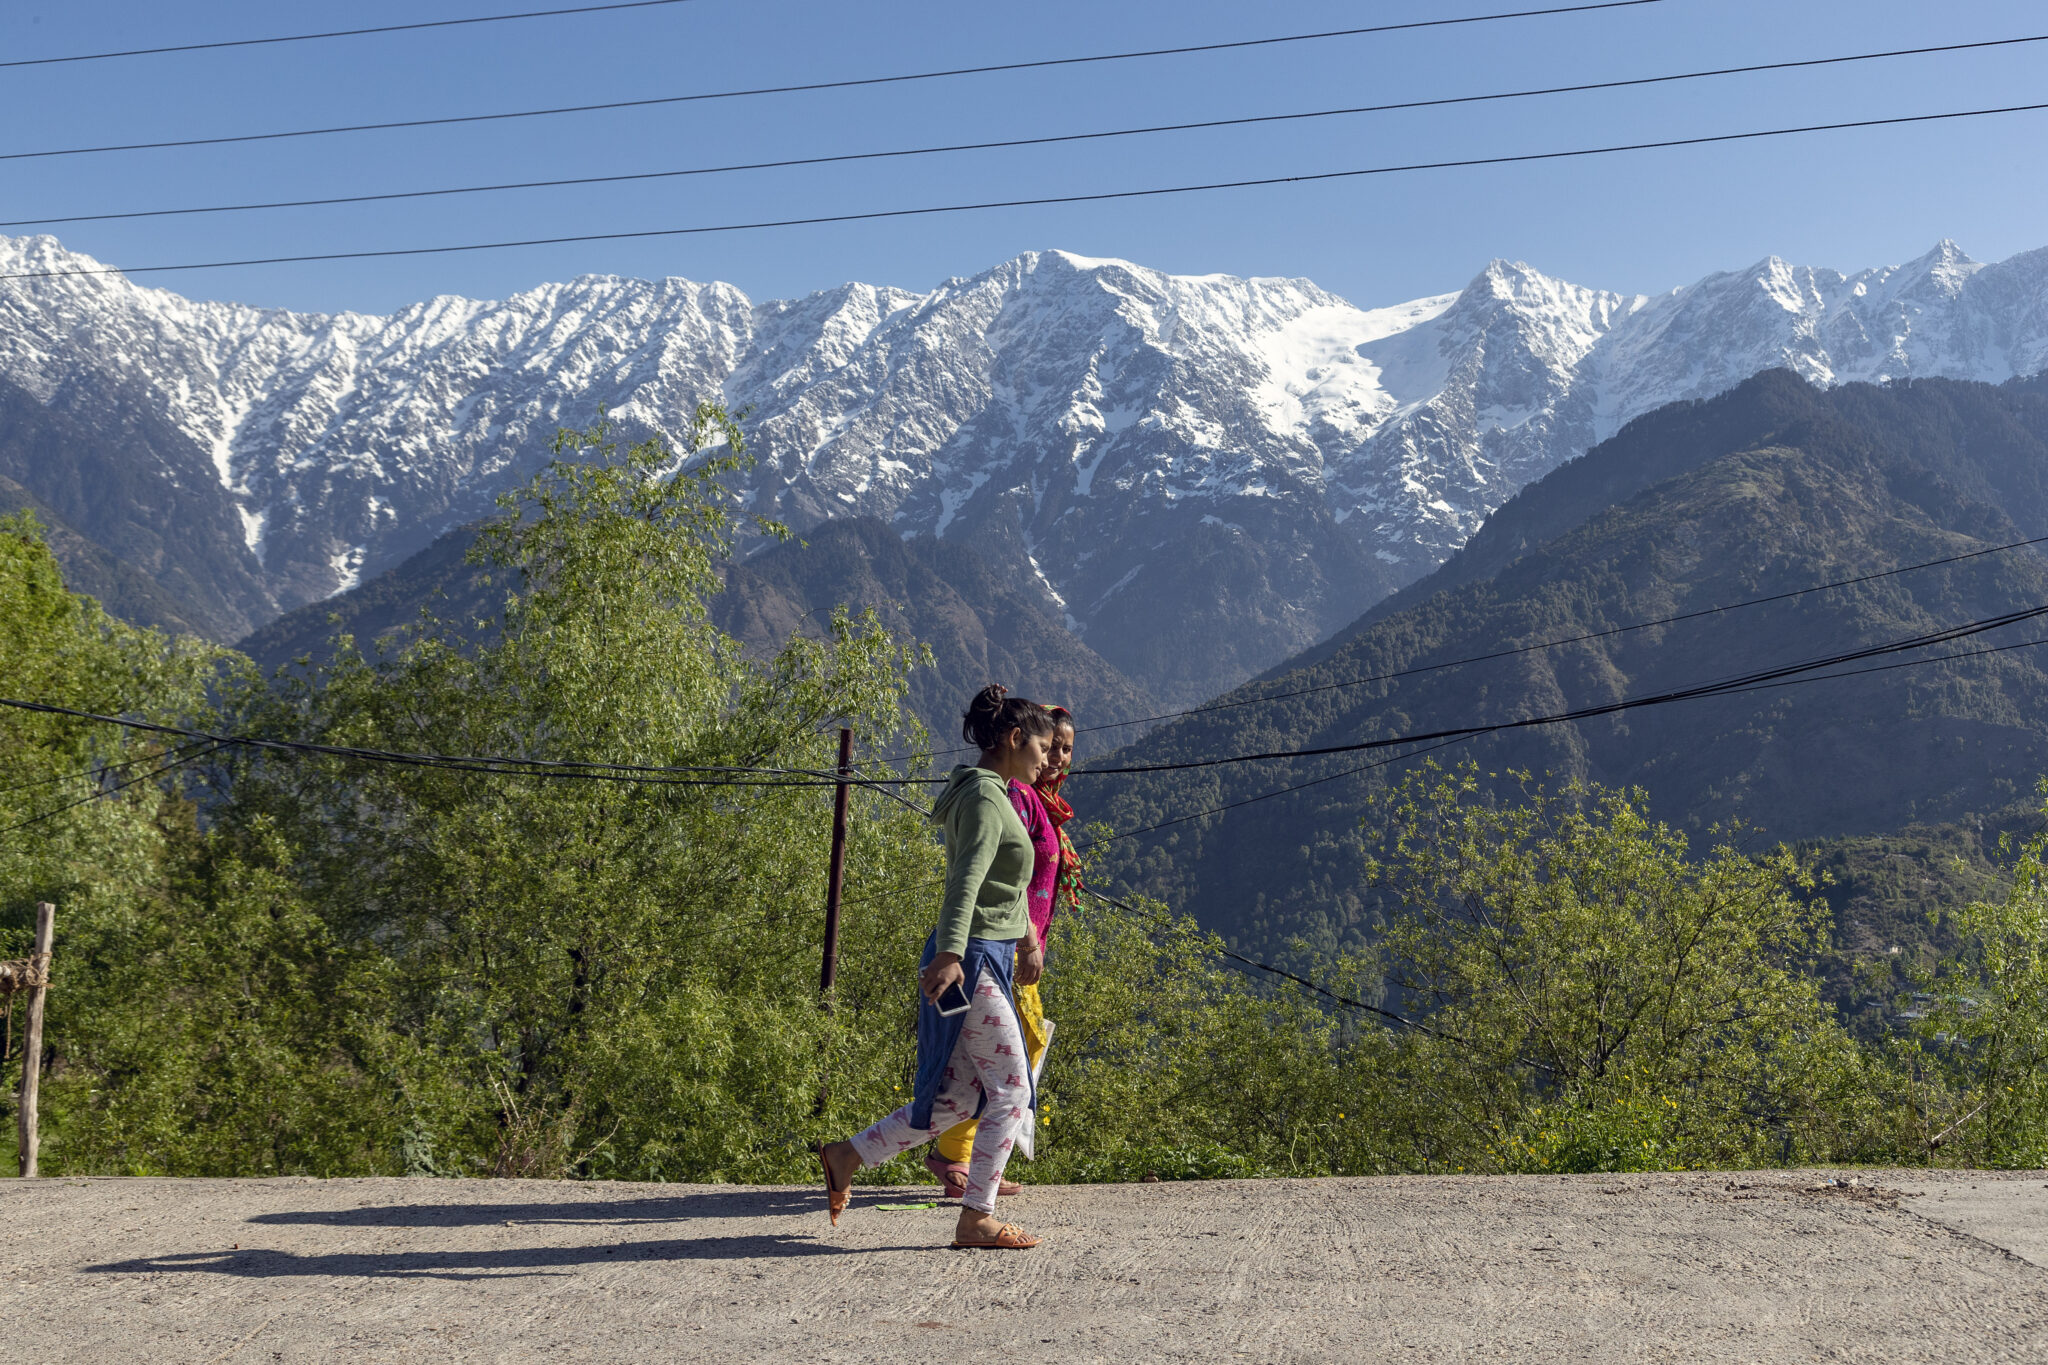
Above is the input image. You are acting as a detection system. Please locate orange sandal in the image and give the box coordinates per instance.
[951,1222,1040,1250]
[818,1145,851,1226]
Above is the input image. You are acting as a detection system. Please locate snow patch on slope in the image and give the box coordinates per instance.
[1,232,2045,669]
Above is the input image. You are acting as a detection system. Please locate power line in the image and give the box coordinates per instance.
[1080,886,1454,1039]
[736,616,2048,808]
[21,631,2010,1016]
[50,620,2013,909]
[0,2,1661,164]
[13,31,2041,231]
[1668,630,2048,704]
[6,599,2045,794]
[1073,601,2048,775]
[0,738,216,799]
[1075,739,1471,850]
[1215,942,1482,1045]
[1083,886,1559,1072]
[0,696,872,789]
[1081,630,2048,844]
[835,741,1464,913]
[0,696,940,793]
[0,1,699,71]
[881,531,2048,765]
[0,743,223,837]
[834,622,2048,952]
[1075,532,2048,738]
[10,99,2044,284]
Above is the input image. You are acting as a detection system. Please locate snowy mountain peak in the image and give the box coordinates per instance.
[1467,256,1565,294]
[2,236,2046,701]
[1,233,111,278]
[1895,238,1983,298]
[1039,247,1141,275]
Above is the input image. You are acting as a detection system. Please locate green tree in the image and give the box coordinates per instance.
[1364,764,1864,1172]
[2,512,403,1175]
[43,821,412,1175]
[229,408,939,1180]
[18,440,2016,1182]
[0,509,221,909]
[1919,786,2048,1167]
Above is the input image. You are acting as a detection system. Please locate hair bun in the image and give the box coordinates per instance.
[962,684,1055,751]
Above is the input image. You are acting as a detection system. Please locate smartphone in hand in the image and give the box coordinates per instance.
[933,976,973,1016]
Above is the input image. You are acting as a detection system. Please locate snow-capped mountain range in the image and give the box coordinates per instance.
[3,233,2046,701]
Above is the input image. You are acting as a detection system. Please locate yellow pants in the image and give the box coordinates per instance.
[934,981,1050,1163]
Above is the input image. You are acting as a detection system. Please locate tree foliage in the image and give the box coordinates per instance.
[12,410,2048,1180]
[1917,800,2048,1167]
[1,511,395,1174]
[222,408,942,1180]
[1362,765,1885,1172]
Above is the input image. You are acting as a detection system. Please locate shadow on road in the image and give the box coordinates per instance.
[246,1188,940,1228]
[85,1231,936,1281]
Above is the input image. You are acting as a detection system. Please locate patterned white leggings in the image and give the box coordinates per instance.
[850,976,1030,1214]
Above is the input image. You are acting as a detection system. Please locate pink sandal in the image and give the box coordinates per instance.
[924,1151,1020,1199]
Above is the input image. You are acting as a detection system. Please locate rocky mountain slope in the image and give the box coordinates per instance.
[1082,371,2048,959]
[240,516,1159,744]
[6,235,2048,699]
[713,518,1159,739]
[0,472,201,637]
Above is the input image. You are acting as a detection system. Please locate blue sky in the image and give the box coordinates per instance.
[2,0,2042,315]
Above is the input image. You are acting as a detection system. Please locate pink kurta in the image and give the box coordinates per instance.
[1007,780,1061,948]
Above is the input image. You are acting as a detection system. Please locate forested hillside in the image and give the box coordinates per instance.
[236,526,486,672]
[1083,371,2048,961]
[0,474,202,637]
[241,513,1159,743]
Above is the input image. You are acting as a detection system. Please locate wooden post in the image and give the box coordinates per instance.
[17,901,52,1178]
[818,728,854,999]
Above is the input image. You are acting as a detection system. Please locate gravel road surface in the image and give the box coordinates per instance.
[4,1169,2045,1362]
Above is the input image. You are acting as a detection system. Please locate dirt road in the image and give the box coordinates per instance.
[4,1169,2045,1362]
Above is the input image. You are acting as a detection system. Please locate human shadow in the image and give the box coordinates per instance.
[84,1231,937,1282]
[248,1187,946,1229]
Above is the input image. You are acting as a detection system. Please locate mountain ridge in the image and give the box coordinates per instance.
[1081,371,2048,958]
[8,234,2048,701]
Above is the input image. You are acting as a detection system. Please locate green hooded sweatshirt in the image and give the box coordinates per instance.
[930,764,1034,958]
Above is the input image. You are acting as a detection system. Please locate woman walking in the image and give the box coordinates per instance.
[818,686,1053,1250]
[924,705,1078,1196]
[1034,706,1084,928]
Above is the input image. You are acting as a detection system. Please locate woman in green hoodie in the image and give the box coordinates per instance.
[818,686,1053,1250]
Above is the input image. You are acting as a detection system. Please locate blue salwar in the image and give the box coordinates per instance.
[908,932,1034,1130]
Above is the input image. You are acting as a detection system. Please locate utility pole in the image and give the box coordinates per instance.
[15,901,53,1177]
[818,728,854,1000]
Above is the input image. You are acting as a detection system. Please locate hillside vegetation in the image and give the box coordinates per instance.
[11,402,2048,1181]
[1086,371,2048,968]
